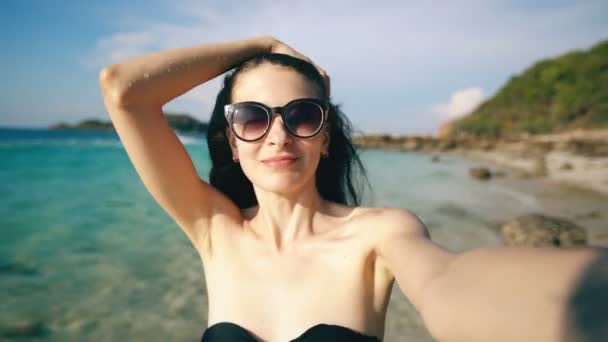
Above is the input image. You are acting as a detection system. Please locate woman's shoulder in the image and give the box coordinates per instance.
[353,205,424,225]
[331,203,429,237]
[330,202,428,235]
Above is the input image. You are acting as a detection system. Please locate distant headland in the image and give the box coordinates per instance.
[49,112,208,134]
[354,39,608,196]
[445,39,608,138]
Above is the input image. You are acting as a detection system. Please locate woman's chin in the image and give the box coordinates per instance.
[255,175,308,195]
[245,162,317,195]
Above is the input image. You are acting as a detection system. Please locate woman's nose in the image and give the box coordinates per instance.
[266,114,291,145]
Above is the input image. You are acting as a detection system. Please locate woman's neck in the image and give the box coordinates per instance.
[249,181,326,253]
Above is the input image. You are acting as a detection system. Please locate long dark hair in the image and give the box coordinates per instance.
[206,53,368,209]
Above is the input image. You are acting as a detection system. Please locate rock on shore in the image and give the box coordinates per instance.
[501,214,588,247]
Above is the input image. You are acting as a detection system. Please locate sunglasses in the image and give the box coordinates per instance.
[224,98,329,142]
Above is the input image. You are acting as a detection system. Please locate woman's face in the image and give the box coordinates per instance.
[228,63,329,196]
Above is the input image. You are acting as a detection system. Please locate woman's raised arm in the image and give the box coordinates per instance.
[98,36,275,250]
[99,36,275,108]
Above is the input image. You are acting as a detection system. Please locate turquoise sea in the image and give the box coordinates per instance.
[1,127,605,341]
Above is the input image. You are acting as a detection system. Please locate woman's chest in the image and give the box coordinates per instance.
[200,225,392,333]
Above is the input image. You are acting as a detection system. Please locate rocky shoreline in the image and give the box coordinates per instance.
[353,129,608,196]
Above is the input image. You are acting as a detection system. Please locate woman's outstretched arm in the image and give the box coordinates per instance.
[422,245,607,342]
[373,208,607,342]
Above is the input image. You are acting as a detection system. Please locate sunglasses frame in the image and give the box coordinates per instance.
[224,98,330,142]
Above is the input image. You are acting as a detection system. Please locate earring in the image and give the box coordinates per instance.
[321,151,329,158]
[233,157,239,162]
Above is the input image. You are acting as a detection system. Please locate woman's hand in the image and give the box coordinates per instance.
[268,38,331,97]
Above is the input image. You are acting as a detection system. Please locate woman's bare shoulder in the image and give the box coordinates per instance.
[326,204,430,246]
[349,206,429,235]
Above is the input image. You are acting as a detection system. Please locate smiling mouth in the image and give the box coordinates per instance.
[261,157,298,167]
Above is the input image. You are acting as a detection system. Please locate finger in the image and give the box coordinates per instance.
[316,65,326,76]
[324,75,331,97]
[315,66,329,96]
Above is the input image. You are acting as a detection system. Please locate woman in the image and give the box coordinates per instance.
[99,36,606,342]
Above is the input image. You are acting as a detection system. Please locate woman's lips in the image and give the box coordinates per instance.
[261,156,298,167]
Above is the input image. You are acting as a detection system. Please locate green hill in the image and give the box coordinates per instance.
[450,39,608,137]
[50,112,208,134]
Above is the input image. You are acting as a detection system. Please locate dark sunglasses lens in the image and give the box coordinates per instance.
[232,106,269,140]
[284,102,324,137]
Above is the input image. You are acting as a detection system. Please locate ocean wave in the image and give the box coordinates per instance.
[177,134,205,145]
[0,139,122,148]
[488,184,542,209]
[0,136,206,148]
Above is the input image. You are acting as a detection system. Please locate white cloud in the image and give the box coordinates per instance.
[431,87,486,121]
[80,0,608,131]
[83,1,608,75]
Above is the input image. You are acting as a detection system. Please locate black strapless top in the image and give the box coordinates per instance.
[201,322,382,341]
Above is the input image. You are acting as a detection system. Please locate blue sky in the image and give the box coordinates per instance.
[1,0,607,135]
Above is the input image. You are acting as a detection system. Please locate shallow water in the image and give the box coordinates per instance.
[1,127,606,341]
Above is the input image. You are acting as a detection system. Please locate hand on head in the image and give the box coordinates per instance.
[269,38,331,98]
